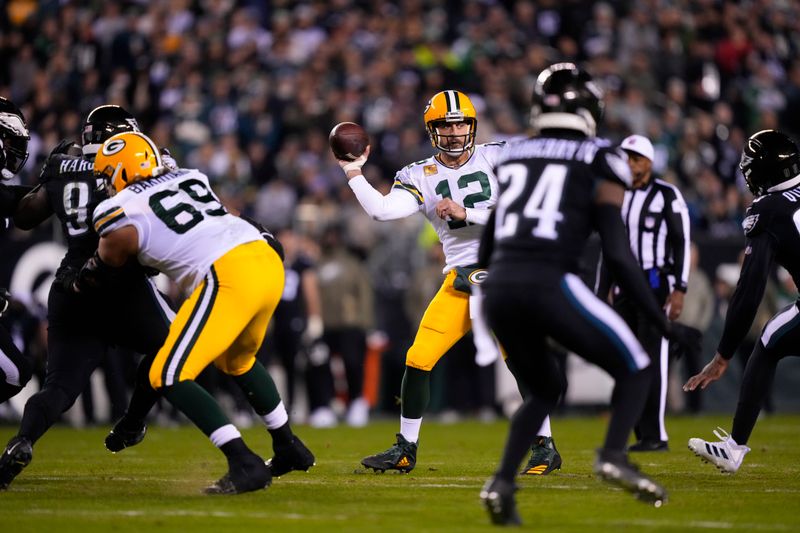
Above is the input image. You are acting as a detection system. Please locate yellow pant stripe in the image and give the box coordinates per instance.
[162,266,219,386]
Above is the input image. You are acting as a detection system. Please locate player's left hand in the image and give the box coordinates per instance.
[683,352,728,391]
[665,290,684,321]
[435,198,466,222]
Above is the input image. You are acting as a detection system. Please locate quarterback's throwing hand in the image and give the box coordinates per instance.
[338,146,371,178]
[435,198,466,222]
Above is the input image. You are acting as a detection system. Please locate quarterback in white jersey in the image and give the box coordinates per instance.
[85,132,314,495]
[378,141,502,272]
[338,90,558,476]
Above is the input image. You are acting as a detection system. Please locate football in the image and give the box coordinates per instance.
[329,122,369,161]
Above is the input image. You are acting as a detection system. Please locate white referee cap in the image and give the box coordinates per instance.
[621,134,655,162]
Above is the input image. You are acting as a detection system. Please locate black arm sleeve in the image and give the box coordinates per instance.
[0,184,32,216]
[477,209,496,269]
[595,202,669,335]
[663,188,690,291]
[716,235,775,359]
[13,184,53,230]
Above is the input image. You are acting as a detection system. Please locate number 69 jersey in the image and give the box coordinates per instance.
[92,168,262,292]
[490,136,632,277]
[392,142,504,272]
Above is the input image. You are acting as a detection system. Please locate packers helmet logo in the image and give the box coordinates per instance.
[468,269,488,285]
[102,138,126,156]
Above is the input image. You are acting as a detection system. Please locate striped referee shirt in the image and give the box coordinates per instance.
[620,177,691,292]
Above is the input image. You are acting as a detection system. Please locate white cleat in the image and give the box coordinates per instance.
[688,427,751,474]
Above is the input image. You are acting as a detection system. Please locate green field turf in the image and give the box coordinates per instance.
[1,414,799,532]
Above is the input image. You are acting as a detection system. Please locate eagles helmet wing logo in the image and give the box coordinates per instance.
[468,269,488,285]
[102,138,126,156]
[742,213,759,234]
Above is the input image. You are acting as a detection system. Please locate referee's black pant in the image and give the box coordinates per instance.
[614,281,670,444]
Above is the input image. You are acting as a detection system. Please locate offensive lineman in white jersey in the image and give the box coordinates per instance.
[338,90,560,475]
[84,132,314,495]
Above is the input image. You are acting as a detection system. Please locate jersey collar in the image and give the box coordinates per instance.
[435,146,475,170]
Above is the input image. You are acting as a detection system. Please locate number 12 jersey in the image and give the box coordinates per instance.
[92,168,262,292]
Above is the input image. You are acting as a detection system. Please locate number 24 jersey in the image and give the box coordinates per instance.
[490,136,632,276]
[92,168,262,292]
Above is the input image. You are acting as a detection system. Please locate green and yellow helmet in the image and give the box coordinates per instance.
[423,90,477,155]
[94,131,165,193]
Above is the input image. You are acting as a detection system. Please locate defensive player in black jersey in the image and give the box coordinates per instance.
[0,97,34,405]
[0,105,175,490]
[685,130,800,474]
[477,63,699,525]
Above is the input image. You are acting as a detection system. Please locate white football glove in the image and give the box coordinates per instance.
[302,315,324,344]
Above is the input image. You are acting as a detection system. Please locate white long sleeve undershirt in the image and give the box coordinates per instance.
[347,174,420,220]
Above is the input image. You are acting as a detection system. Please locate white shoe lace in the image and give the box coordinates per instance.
[712,427,734,444]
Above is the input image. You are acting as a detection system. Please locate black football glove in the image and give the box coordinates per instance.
[75,251,121,292]
[49,138,79,157]
[665,322,702,360]
[54,267,80,293]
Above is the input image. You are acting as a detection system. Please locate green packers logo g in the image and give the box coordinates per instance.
[468,269,488,285]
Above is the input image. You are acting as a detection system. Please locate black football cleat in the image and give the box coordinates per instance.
[267,436,315,477]
[105,418,147,453]
[0,436,33,490]
[205,453,272,495]
[520,436,562,475]
[480,476,522,526]
[361,433,417,473]
[593,449,668,507]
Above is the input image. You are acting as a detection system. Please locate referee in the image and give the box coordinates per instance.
[597,134,690,452]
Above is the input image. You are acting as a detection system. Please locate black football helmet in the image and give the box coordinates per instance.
[740,130,800,196]
[81,105,139,156]
[530,62,604,137]
[0,97,30,178]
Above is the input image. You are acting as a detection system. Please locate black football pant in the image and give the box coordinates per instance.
[485,272,653,482]
[263,322,303,408]
[16,278,171,444]
[323,327,366,401]
[732,302,800,445]
[614,286,669,444]
[0,324,33,404]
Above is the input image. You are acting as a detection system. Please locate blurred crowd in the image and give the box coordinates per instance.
[2,0,800,424]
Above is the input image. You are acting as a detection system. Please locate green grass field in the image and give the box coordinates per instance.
[2,415,799,532]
